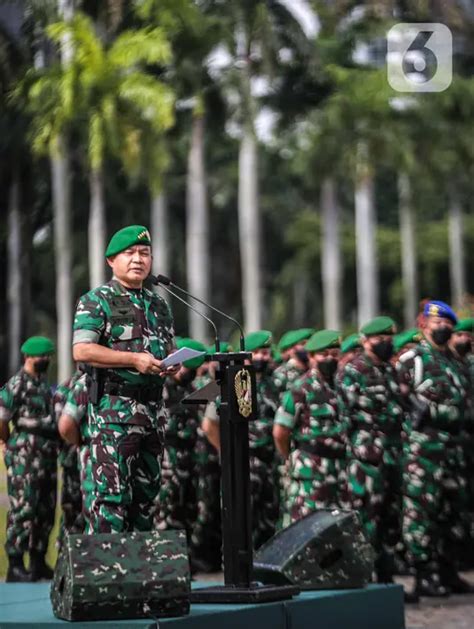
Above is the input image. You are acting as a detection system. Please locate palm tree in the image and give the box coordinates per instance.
[26,12,175,290]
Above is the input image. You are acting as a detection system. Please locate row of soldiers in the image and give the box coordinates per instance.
[0,225,472,602]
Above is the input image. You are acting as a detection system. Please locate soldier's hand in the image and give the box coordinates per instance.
[133,353,164,375]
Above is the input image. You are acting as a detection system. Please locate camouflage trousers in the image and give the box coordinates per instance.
[189,431,222,567]
[58,444,83,544]
[249,452,279,549]
[347,457,402,574]
[403,446,469,572]
[89,422,165,534]
[284,449,347,528]
[78,443,93,531]
[4,432,57,557]
[156,444,197,539]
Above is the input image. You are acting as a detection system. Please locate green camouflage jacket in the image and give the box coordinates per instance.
[337,353,404,464]
[0,368,56,437]
[163,376,199,446]
[272,359,306,399]
[73,278,175,386]
[275,369,345,458]
[63,374,90,442]
[249,375,278,460]
[396,341,468,451]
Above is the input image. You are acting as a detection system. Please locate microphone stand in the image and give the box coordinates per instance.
[152,276,299,603]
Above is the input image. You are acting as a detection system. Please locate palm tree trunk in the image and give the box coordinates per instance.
[321,177,342,329]
[355,141,378,326]
[88,167,106,288]
[448,190,466,308]
[238,126,262,331]
[151,191,169,277]
[51,135,73,381]
[186,112,210,340]
[398,172,418,326]
[7,173,21,375]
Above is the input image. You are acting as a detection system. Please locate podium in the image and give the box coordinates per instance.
[184,351,299,603]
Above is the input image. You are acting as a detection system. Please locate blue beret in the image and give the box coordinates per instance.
[423,300,458,325]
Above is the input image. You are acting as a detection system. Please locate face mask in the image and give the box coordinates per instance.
[294,350,309,365]
[453,340,472,357]
[318,358,338,380]
[253,359,269,374]
[371,340,394,361]
[179,370,196,386]
[432,326,452,346]
[35,359,50,373]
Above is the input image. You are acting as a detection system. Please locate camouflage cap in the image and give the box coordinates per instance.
[278,328,314,351]
[454,318,474,333]
[360,316,397,337]
[306,330,341,353]
[393,328,422,352]
[245,330,272,352]
[21,335,55,356]
[341,333,361,354]
[105,225,152,258]
[176,337,207,369]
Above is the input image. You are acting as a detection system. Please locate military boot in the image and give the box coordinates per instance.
[30,551,54,581]
[6,556,32,583]
[440,563,474,594]
[415,568,450,597]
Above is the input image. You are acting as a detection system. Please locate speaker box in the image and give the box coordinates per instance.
[51,529,190,621]
[253,509,374,590]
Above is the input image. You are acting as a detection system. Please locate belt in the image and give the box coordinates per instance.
[296,441,344,459]
[14,426,59,440]
[249,445,274,464]
[103,382,162,403]
[165,435,195,449]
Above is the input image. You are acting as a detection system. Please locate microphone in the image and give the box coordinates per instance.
[154,281,221,352]
[152,274,245,351]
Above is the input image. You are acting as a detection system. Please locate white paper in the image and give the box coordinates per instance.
[160,347,206,368]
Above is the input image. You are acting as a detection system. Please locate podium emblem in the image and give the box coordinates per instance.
[234,368,252,418]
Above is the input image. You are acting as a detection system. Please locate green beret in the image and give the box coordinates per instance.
[454,318,474,333]
[360,316,397,337]
[176,337,207,369]
[394,328,422,352]
[208,341,233,354]
[306,330,341,353]
[272,344,282,364]
[278,328,314,351]
[245,330,272,352]
[20,336,55,356]
[341,333,361,354]
[105,225,152,258]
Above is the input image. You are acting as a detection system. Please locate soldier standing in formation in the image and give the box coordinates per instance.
[72,225,177,534]
[337,317,405,588]
[398,302,473,596]
[274,330,346,528]
[0,336,57,582]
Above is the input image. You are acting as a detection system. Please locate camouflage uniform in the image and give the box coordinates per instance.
[0,369,58,558]
[272,359,306,401]
[156,376,199,540]
[190,373,222,569]
[275,369,347,528]
[54,373,84,540]
[249,374,279,549]
[397,340,469,577]
[62,375,94,530]
[73,278,174,534]
[337,353,404,578]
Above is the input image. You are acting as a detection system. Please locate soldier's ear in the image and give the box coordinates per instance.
[106,256,115,268]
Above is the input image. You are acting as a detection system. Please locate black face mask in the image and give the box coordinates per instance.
[432,326,452,346]
[318,358,338,380]
[294,350,309,365]
[371,340,394,362]
[179,370,196,386]
[454,340,472,357]
[253,360,270,374]
[35,359,50,374]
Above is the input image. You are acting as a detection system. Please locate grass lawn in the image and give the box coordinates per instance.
[0,456,62,581]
